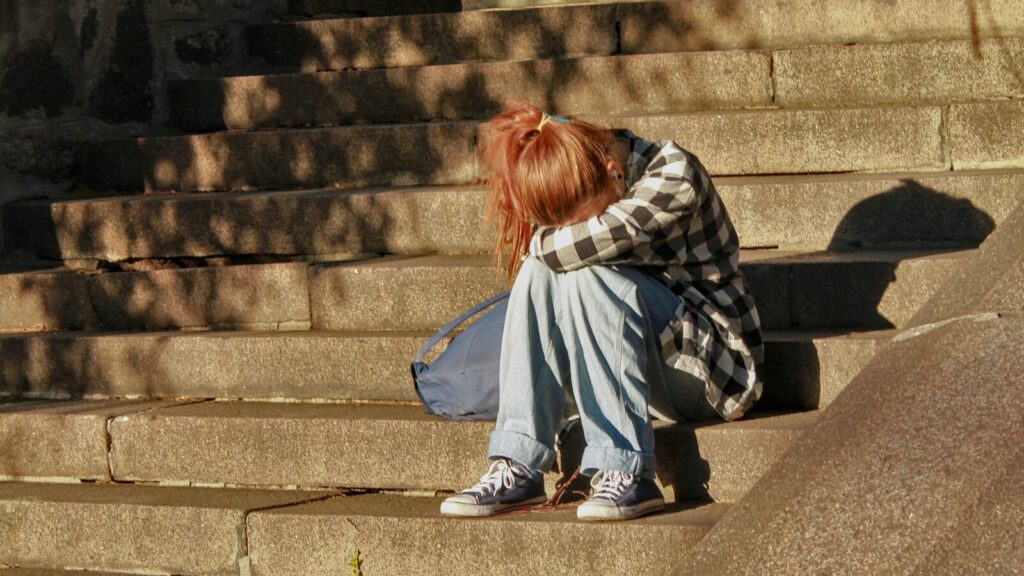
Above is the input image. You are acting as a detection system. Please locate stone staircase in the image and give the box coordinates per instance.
[1,1,1022,574]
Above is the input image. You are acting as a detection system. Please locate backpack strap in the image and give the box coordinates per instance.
[414,290,511,363]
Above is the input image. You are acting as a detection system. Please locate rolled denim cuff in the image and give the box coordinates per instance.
[581,445,656,480]
[487,429,556,473]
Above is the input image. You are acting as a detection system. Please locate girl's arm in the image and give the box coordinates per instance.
[528,144,700,272]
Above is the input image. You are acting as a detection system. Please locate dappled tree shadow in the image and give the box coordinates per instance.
[0,1,1015,509]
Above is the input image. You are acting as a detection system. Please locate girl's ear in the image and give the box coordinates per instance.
[606,159,623,182]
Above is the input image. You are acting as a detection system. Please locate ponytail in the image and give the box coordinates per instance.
[478,101,614,280]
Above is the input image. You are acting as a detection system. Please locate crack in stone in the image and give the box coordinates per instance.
[893,312,1002,342]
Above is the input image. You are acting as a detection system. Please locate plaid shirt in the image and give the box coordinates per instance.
[527,131,764,421]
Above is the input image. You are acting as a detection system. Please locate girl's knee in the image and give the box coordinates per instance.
[511,257,561,301]
[562,265,638,302]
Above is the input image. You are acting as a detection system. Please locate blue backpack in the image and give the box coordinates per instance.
[410,291,509,420]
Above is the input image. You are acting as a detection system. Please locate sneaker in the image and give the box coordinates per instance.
[576,470,665,521]
[440,458,547,517]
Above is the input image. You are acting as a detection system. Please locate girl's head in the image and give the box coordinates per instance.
[479,101,622,278]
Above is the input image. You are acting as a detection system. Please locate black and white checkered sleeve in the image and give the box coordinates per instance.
[528,147,699,272]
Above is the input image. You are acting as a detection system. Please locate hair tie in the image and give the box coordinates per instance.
[537,112,570,131]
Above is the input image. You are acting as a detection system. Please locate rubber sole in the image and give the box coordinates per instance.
[576,497,666,521]
[440,494,548,517]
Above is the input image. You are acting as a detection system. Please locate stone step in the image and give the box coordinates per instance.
[82,102,1024,193]
[251,0,1024,72]
[249,3,620,71]
[0,481,336,575]
[0,329,884,410]
[0,248,968,334]
[774,38,1024,109]
[173,38,1024,132]
[0,481,725,576]
[0,262,312,333]
[245,493,726,575]
[0,565,149,569]
[310,251,967,331]
[289,0,624,17]
[171,50,772,132]
[0,399,199,481]
[11,170,1018,262]
[100,400,812,502]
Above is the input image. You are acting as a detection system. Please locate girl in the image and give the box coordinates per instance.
[441,101,764,521]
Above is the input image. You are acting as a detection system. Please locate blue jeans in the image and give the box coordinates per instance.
[487,257,720,480]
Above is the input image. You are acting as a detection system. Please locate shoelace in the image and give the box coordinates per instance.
[590,470,634,501]
[462,459,519,497]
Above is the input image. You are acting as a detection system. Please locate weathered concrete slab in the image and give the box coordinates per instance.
[721,170,1016,251]
[597,105,946,176]
[0,244,981,342]
[0,263,312,333]
[908,448,1024,576]
[311,250,967,331]
[621,0,1024,55]
[911,200,1024,324]
[0,269,97,333]
[949,100,1024,170]
[292,0,622,14]
[0,328,882,410]
[88,262,311,331]
[761,332,885,410]
[0,565,148,569]
[782,250,968,329]
[0,482,333,575]
[310,255,503,331]
[87,105,948,193]
[0,399,188,481]
[673,200,1024,574]
[247,493,725,575]
[775,38,1024,108]
[4,187,491,261]
[248,4,618,71]
[8,170,1018,261]
[267,0,1024,72]
[673,313,1024,575]
[289,0,464,17]
[172,50,771,131]
[82,121,479,193]
[107,401,812,502]
[0,331,426,401]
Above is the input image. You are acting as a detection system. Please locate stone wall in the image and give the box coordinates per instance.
[0,0,285,257]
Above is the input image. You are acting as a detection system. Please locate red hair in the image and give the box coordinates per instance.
[479,101,615,279]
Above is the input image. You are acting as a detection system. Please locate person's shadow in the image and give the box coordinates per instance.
[652,180,996,502]
[540,180,998,504]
